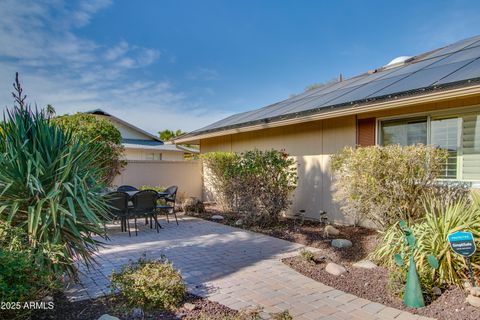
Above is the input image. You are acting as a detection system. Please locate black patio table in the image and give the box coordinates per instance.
[125,190,169,199]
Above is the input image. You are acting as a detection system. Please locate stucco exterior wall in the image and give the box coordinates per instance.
[113,160,202,200]
[124,148,185,161]
[199,97,480,225]
[200,115,356,225]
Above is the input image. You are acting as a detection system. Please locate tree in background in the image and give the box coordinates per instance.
[53,113,125,184]
[158,129,185,141]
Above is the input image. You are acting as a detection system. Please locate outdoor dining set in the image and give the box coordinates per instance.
[106,185,179,236]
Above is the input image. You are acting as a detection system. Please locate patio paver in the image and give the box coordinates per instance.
[66,216,433,320]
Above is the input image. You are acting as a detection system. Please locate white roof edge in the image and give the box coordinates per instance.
[86,109,162,142]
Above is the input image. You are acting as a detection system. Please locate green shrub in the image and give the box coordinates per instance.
[140,185,166,192]
[331,145,448,228]
[201,151,239,210]
[202,149,297,227]
[371,196,480,287]
[0,75,110,278]
[0,249,58,319]
[53,113,125,184]
[299,249,315,263]
[110,257,186,311]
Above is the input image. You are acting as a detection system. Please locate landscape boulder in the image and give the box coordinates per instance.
[323,225,340,237]
[98,315,120,320]
[352,260,377,269]
[331,239,352,249]
[211,215,224,221]
[325,262,347,276]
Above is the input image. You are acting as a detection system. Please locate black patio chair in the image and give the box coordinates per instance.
[117,185,138,192]
[156,185,179,225]
[106,191,131,236]
[130,189,161,236]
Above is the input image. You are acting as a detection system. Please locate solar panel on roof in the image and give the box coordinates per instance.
[428,45,480,66]
[435,58,480,85]
[187,35,480,135]
[371,60,475,97]
[322,75,408,106]
[419,36,480,60]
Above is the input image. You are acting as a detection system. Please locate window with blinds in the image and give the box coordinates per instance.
[462,114,480,181]
[379,111,480,182]
[431,117,459,179]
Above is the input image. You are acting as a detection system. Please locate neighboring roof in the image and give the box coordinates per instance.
[86,109,162,142]
[177,35,480,143]
[122,139,199,153]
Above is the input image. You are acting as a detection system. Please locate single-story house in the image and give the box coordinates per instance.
[175,35,480,225]
[87,109,198,161]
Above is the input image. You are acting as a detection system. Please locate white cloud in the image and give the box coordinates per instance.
[186,67,219,80]
[0,0,228,133]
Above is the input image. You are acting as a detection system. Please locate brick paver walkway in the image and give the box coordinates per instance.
[66,216,431,320]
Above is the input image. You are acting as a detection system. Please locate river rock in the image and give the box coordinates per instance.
[98,315,120,320]
[352,260,377,269]
[131,308,144,319]
[325,262,347,276]
[331,239,352,249]
[467,294,480,308]
[323,225,340,237]
[183,302,196,311]
[470,287,480,297]
[211,215,224,221]
[432,287,442,296]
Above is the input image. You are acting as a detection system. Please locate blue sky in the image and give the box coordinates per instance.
[1,0,480,134]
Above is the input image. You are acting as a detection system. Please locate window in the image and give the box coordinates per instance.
[431,117,459,179]
[144,152,163,160]
[379,111,480,182]
[381,118,427,146]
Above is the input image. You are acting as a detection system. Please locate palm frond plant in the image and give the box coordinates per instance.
[0,74,111,279]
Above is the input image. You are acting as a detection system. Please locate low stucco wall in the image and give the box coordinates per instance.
[113,160,202,199]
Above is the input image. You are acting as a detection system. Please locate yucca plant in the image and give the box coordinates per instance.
[371,194,480,287]
[0,74,111,278]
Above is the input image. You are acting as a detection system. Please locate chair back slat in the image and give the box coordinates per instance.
[106,192,129,216]
[118,185,138,192]
[131,190,157,214]
[164,185,178,203]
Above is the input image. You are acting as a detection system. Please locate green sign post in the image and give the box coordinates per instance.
[447,231,477,287]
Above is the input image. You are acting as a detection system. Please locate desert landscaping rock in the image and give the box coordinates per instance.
[131,307,144,318]
[323,225,340,237]
[467,294,480,308]
[325,262,347,276]
[470,287,480,297]
[432,287,442,296]
[352,260,377,269]
[98,315,120,320]
[183,302,197,311]
[331,238,352,249]
[211,214,224,221]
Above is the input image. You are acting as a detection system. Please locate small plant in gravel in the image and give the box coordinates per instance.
[271,310,293,320]
[110,256,186,311]
[299,249,316,263]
